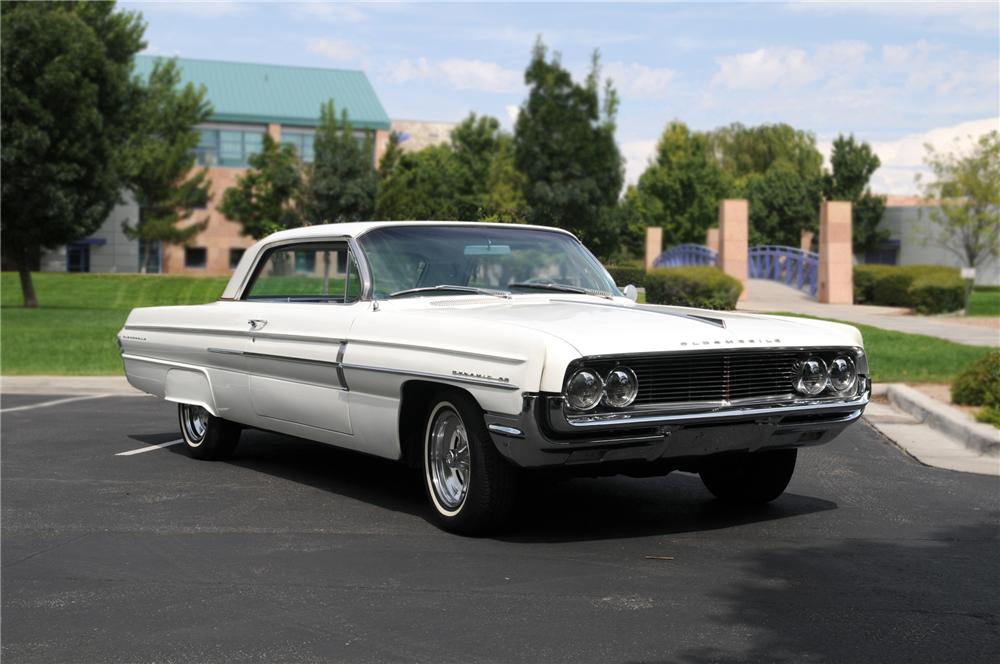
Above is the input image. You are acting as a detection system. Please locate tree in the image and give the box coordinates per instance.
[631,121,731,245]
[219,135,304,239]
[451,113,506,219]
[514,39,623,247]
[918,131,1000,269]
[1,1,145,306]
[744,163,822,247]
[483,136,528,223]
[823,134,887,253]
[121,59,212,272]
[706,122,823,246]
[300,101,375,225]
[374,145,463,220]
[708,122,823,179]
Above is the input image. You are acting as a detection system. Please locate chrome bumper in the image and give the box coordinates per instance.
[484,391,869,470]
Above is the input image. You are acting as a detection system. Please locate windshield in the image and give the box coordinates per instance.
[356,225,620,299]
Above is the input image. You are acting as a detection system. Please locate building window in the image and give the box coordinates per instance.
[281,129,315,163]
[195,127,265,167]
[67,243,90,273]
[138,239,162,273]
[863,240,901,266]
[229,248,245,270]
[185,247,207,269]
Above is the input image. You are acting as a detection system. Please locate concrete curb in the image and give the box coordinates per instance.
[880,383,999,457]
[0,376,144,396]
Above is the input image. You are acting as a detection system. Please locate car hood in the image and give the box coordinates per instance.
[413,296,863,357]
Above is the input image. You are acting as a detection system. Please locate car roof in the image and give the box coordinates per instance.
[262,220,577,242]
[221,221,580,300]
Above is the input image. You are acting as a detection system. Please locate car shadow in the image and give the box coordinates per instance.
[158,428,836,542]
[658,519,1000,664]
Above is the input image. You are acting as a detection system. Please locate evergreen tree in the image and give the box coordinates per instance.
[514,39,623,247]
[121,59,212,272]
[300,101,376,224]
[219,135,303,239]
[823,134,887,253]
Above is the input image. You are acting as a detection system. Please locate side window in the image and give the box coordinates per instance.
[244,242,361,303]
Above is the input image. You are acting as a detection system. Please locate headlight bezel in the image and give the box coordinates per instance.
[564,368,605,411]
[795,356,830,396]
[603,367,639,408]
[828,354,858,394]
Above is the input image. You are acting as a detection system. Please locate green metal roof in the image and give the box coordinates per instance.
[133,56,390,130]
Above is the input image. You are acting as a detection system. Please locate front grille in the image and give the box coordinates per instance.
[572,349,836,409]
[628,350,801,405]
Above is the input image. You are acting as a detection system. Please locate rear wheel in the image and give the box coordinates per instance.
[423,390,518,535]
[699,448,797,504]
[178,403,240,460]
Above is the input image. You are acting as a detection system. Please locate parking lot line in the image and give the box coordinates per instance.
[0,394,110,414]
[116,439,184,456]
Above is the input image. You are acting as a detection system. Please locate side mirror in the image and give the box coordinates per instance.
[623,284,638,302]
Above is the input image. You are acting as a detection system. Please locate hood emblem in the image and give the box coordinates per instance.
[680,338,781,347]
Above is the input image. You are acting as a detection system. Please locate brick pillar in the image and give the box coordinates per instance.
[818,201,853,304]
[706,227,720,254]
[718,199,748,300]
[645,226,663,271]
[267,123,281,143]
[800,229,815,253]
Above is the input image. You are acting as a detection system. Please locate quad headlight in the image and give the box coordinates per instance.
[829,354,858,393]
[565,367,639,411]
[795,357,829,396]
[603,368,638,408]
[565,369,604,410]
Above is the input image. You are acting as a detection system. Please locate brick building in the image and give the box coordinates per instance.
[42,56,392,275]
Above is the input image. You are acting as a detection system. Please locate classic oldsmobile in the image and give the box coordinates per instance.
[118,221,870,533]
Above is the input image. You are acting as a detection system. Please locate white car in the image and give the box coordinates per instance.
[119,221,869,534]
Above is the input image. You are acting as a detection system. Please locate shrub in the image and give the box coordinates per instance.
[853,264,963,313]
[644,267,743,310]
[605,263,646,288]
[909,272,965,314]
[951,350,1000,408]
[976,406,1000,428]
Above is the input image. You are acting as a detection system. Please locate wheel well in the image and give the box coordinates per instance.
[398,380,477,469]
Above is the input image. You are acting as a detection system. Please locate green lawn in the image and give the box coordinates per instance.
[967,287,1000,317]
[1,272,228,375]
[775,313,991,384]
[1,272,993,380]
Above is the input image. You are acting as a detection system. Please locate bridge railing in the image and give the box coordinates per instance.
[748,245,819,296]
[653,243,718,268]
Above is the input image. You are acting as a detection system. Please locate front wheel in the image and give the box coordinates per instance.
[178,403,240,460]
[423,390,518,535]
[699,448,797,504]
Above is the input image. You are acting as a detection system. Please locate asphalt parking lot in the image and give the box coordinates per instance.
[2,393,998,663]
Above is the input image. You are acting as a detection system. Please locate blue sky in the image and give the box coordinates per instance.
[126,1,999,194]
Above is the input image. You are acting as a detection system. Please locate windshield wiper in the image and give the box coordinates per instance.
[388,285,511,299]
[507,282,613,299]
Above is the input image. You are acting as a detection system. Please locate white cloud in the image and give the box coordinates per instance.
[859,117,1000,194]
[604,62,676,99]
[384,57,522,94]
[439,59,521,93]
[307,38,365,62]
[713,47,821,90]
[505,105,521,124]
[621,139,658,187]
[785,2,1000,33]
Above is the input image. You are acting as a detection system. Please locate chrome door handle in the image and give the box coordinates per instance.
[248,319,268,331]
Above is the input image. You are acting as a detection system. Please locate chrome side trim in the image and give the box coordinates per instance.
[207,347,243,356]
[126,324,345,346]
[341,363,521,391]
[487,424,525,438]
[243,351,342,368]
[336,342,349,391]
[350,339,527,365]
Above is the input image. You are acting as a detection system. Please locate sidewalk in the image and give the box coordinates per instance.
[738,279,999,347]
[1,375,142,396]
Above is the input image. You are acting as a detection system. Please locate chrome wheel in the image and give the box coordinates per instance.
[426,403,471,514]
[180,404,209,447]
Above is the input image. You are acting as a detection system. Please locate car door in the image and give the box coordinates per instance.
[238,239,363,435]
